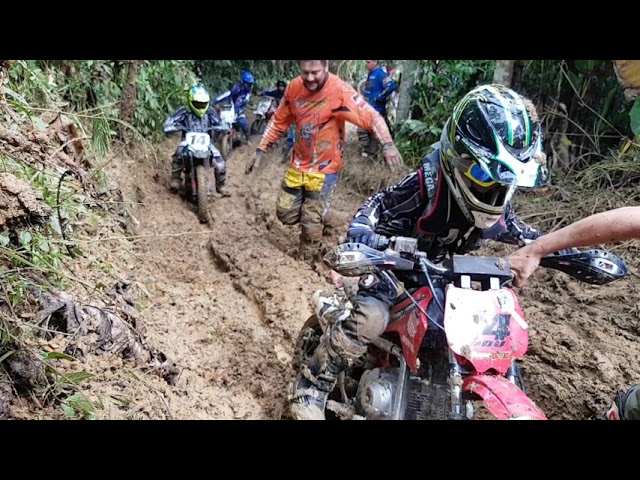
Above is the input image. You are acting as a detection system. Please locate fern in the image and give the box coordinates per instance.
[91,113,112,157]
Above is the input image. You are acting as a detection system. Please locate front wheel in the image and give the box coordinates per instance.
[219,134,231,160]
[195,164,209,224]
[250,118,265,136]
[292,314,322,372]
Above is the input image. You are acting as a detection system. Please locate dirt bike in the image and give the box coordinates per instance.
[293,235,628,420]
[175,129,216,223]
[215,101,244,160]
[250,96,277,136]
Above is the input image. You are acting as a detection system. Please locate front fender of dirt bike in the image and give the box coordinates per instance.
[462,374,547,420]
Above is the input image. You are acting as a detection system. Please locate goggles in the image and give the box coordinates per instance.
[464,162,496,188]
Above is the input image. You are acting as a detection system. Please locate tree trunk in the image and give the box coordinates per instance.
[396,60,419,126]
[118,60,141,143]
[493,60,515,87]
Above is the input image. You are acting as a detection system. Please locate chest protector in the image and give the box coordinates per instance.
[413,150,486,259]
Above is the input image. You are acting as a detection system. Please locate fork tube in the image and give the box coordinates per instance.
[448,350,465,419]
[507,360,518,384]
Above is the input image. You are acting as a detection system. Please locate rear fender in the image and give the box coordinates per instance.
[463,374,547,420]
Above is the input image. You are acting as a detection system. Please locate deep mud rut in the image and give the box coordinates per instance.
[15,124,640,420]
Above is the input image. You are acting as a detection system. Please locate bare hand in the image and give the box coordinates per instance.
[330,270,345,288]
[508,249,543,288]
[382,143,402,172]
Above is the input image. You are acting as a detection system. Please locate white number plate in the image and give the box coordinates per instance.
[185,132,211,152]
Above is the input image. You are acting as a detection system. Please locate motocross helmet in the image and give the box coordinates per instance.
[277,79,287,89]
[439,84,548,229]
[188,85,210,117]
[241,71,255,86]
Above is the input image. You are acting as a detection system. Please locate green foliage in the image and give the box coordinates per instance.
[631,97,640,137]
[394,60,494,168]
[91,113,113,156]
[38,350,98,419]
[517,60,630,164]
[0,156,107,288]
[133,60,198,141]
[197,60,301,95]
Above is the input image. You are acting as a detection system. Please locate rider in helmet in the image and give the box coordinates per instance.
[163,85,231,197]
[288,84,550,420]
[213,70,255,144]
[257,79,287,104]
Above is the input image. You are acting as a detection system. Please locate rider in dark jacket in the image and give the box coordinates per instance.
[289,84,550,420]
[163,85,230,197]
[257,79,287,104]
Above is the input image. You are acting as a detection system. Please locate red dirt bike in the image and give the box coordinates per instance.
[293,235,628,420]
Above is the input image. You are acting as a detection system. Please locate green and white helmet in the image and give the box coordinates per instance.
[440,84,548,229]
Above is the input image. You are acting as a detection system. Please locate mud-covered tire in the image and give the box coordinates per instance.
[219,134,231,160]
[250,118,265,136]
[195,165,209,224]
[292,314,321,372]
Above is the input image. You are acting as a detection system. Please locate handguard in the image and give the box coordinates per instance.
[539,248,628,285]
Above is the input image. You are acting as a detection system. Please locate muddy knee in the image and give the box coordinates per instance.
[348,294,391,344]
[276,192,302,226]
[301,199,324,242]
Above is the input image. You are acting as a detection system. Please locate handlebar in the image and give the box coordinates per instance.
[334,233,627,287]
[334,234,501,281]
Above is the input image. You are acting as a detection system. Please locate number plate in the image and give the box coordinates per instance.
[185,132,211,152]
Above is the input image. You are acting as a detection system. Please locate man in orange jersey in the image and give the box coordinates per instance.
[245,60,402,264]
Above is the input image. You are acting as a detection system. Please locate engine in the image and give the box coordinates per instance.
[356,368,401,419]
[356,365,454,420]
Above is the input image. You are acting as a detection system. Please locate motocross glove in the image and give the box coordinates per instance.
[245,149,264,175]
[347,234,389,250]
[346,219,374,242]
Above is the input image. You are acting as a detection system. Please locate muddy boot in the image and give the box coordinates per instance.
[289,336,346,420]
[169,158,182,192]
[298,237,321,267]
[216,184,230,197]
[242,129,250,145]
[169,177,181,191]
[215,170,231,197]
[322,211,342,238]
[289,297,366,420]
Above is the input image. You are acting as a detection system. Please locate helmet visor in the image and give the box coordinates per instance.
[192,101,208,110]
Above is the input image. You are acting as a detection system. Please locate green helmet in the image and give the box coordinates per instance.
[188,85,210,117]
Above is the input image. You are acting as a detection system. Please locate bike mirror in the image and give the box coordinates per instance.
[539,248,628,285]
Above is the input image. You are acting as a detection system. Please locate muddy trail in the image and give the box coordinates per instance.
[109,126,640,420]
[6,120,640,420]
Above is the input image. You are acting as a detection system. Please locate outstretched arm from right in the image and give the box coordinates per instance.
[508,206,640,287]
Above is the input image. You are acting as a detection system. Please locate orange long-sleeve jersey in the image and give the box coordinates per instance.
[257,72,393,174]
